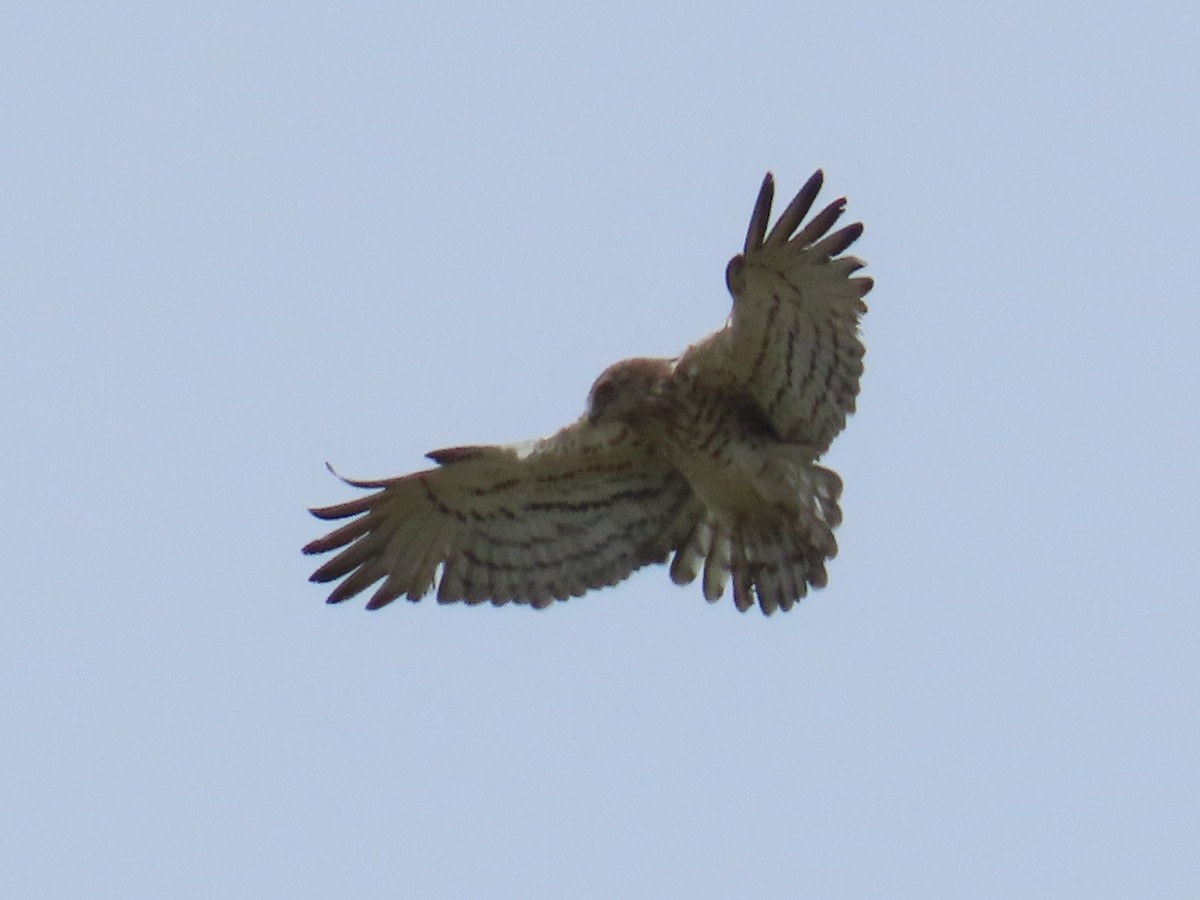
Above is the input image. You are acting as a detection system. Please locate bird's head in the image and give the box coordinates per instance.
[585,357,672,426]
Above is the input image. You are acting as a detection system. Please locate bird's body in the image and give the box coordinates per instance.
[304,170,873,615]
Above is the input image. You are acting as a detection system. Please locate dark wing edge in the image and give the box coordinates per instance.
[718,170,874,450]
[302,421,698,610]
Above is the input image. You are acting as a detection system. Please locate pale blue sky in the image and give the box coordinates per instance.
[3,2,1198,897]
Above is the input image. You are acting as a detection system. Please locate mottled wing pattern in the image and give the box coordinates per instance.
[302,420,697,609]
[721,171,874,452]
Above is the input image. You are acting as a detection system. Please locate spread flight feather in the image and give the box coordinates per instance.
[304,170,873,615]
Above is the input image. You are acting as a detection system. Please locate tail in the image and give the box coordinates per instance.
[666,464,843,615]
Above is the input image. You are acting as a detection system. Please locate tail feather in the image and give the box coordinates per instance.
[703,527,733,603]
[667,461,843,615]
[661,456,844,615]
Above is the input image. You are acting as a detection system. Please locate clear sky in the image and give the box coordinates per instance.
[3,2,1198,897]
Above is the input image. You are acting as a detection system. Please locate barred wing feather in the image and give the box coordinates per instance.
[721,170,874,452]
[303,420,696,609]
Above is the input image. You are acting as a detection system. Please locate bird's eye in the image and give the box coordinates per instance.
[593,382,615,406]
[587,380,618,422]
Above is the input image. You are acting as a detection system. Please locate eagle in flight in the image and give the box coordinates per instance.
[304,170,873,615]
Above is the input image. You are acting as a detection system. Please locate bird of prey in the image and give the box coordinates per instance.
[304,170,873,615]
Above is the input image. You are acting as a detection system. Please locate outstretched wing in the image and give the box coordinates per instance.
[713,170,874,452]
[302,420,697,609]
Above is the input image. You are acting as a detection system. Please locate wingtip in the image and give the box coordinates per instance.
[426,446,478,465]
[321,460,356,485]
[744,173,776,253]
[763,169,829,247]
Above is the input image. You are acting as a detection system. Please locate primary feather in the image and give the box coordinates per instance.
[305,171,872,615]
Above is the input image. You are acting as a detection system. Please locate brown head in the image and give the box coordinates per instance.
[585,357,673,425]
